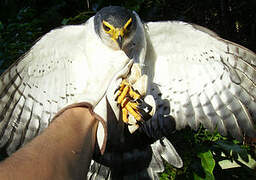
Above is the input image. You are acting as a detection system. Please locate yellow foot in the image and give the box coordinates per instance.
[115,80,143,124]
[116,80,140,103]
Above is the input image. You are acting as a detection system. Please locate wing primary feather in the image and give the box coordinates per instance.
[22,101,41,146]
[226,77,256,121]
[0,94,25,148]
[189,94,215,132]
[11,96,34,152]
[178,91,196,129]
[212,70,254,137]
[0,64,29,138]
[0,65,21,95]
[5,96,26,154]
[205,63,244,139]
[199,91,222,133]
[176,74,196,129]
[221,73,256,137]
[167,80,188,130]
[0,76,26,147]
[230,56,256,85]
[20,79,42,146]
[0,70,32,151]
[194,63,221,132]
[226,42,256,67]
[235,70,256,100]
[0,69,23,112]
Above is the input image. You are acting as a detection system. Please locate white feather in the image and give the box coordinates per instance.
[144,21,256,139]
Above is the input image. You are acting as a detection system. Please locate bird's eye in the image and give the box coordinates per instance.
[102,22,111,32]
[103,24,111,31]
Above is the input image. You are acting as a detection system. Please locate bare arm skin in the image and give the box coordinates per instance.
[0,107,98,180]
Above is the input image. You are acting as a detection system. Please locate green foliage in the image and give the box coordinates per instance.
[91,0,145,11]
[213,140,249,162]
[0,7,44,70]
[61,11,95,25]
[164,125,256,179]
[194,150,215,180]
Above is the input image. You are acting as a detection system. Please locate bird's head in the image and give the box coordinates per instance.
[94,6,137,51]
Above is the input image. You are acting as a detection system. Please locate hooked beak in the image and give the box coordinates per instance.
[111,28,124,49]
[116,35,123,49]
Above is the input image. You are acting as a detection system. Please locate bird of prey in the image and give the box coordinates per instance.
[0,6,256,179]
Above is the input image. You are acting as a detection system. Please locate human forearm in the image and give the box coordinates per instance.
[0,107,98,180]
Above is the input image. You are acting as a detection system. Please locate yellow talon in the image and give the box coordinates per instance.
[128,101,139,111]
[117,85,129,104]
[116,80,141,104]
[116,80,129,103]
[128,88,140,99]
[125,102,141,121]
[116,79,143,123]
[122,108,129,123]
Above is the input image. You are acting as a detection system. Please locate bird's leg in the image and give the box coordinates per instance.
[115,79,151,124]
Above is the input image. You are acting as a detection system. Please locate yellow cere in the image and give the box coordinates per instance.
[102,18,132,42]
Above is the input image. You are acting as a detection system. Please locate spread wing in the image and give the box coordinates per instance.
[144,21,256,140]
[0,17,128,155]
[0,23,92,154]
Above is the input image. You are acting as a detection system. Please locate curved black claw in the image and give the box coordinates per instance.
[136,98,153,121]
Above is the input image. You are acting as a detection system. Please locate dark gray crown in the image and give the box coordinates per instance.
[94,6,137,38]
[95,6,135,28]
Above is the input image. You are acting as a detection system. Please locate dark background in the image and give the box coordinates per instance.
[0,0,256,179]
[0,0,255,69]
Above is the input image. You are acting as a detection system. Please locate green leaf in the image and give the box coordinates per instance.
[194,171,215,180]
[198,150,215,174]
[61,18,70,25]
[194,150,215,180]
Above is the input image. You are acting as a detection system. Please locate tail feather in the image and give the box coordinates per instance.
[152,138,183,168]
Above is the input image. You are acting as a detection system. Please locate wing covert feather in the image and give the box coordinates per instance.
[144,21,256,140]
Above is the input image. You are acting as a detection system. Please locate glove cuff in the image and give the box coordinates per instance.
[52,102,107,155]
